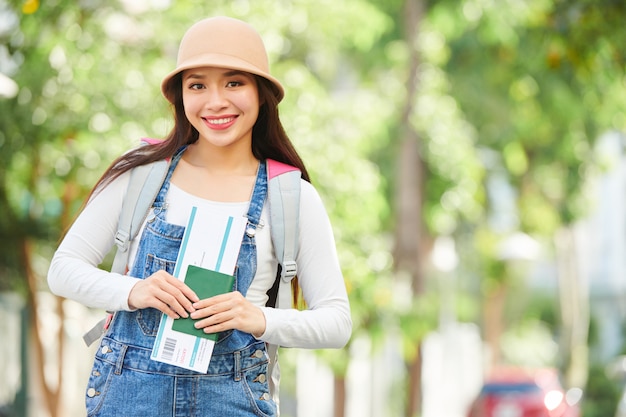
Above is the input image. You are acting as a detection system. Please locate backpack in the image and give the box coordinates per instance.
[82,149,301,400]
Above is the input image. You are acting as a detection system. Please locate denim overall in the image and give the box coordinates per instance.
[85,148,276,417]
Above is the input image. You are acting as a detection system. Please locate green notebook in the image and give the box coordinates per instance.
[172,265,235,341]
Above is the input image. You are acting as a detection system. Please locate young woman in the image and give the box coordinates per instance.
[48,16,352,417]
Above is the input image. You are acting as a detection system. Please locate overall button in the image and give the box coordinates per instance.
[254,373,267,384]
[101,346,112,354]
[260,393,270,401]
[253,349,264,358]
[87,388,99,397]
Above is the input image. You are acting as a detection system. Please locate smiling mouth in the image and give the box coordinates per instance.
[204,116,236,125]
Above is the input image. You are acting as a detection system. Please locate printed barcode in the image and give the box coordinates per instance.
[162,337,177,361]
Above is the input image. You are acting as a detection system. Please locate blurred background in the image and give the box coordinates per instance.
[1,0,626,416]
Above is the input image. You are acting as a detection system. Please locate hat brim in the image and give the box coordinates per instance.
[161,53,285,103]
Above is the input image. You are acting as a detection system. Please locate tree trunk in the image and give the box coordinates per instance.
[406,345,423,417]
[482,283,507,369]
[395,1,426,416]
[333,375,346,417]
[555,227,589,389]
[22,238,62,417]
[20,146,77,417]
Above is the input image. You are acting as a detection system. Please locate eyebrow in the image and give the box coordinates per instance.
[183,70,251,81]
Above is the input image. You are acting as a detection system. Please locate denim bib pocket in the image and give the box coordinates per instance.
[142,253,177,276]
[135,253,177,336]
[134,308,163,336]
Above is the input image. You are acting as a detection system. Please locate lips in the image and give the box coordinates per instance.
[203,116,237,130]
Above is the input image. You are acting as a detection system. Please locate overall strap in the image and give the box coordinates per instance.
[235,160,268,296]
[244,160,268,233]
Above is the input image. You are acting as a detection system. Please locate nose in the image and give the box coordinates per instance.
[204,86,228,110]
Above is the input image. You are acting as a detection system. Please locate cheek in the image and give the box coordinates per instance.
[182,98,202,125]
[241,92,260,116]
[182,104,194,126]
[182,92,200,113]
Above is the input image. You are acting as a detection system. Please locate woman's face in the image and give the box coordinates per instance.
[182,66,260,152]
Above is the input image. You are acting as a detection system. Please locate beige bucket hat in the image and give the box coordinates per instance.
[161,16,285,103]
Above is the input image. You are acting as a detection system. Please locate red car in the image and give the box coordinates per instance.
[467,368,582,417]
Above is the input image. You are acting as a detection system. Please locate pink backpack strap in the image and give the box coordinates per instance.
[141,137,163,146]
[267,159,300,180]
[141,138,173,161]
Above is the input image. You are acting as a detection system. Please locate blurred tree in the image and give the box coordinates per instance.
[392,1,430,414]
[1,0,175,415]
[356,0,486,413]
[435,0,626,391]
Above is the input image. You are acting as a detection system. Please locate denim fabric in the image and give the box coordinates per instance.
[85,148,276,417]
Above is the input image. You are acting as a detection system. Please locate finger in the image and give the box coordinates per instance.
[137,277,188,318]
[153,299,181,320]
[128,274,192,318]
[166,276,200,304]
[192,297,216,310]
[202,322,228,334]
[157,288,194,318]
[195,311,233,332]
[168,287,197,316]
[194,297,256,330]
[150,270,199,305]
[190,295,235,319]
[190,303,221,321]
[156,277,199,315]
[191,291,237,310]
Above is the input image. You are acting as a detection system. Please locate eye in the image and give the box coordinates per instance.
[226,80,243,88]
[188,83,204,90]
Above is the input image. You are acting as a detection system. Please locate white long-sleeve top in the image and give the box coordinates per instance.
[47,169,352,349]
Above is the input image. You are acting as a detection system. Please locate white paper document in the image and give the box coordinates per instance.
[150,206,247,372]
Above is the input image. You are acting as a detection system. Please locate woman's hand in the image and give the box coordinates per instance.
[128,270,199,319]
[190,291,267,337]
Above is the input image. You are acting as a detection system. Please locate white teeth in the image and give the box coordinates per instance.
[207,117,233,125]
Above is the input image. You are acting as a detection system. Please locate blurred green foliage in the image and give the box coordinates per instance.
[583,363,621,417]
[2,0,626,414]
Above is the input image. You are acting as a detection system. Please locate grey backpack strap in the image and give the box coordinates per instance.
[110,160,169,274]
[83,159,169,347]
[266,159,301,403]
[267,343,281,405]
[82,317,111,347]
[267,160,301,309]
